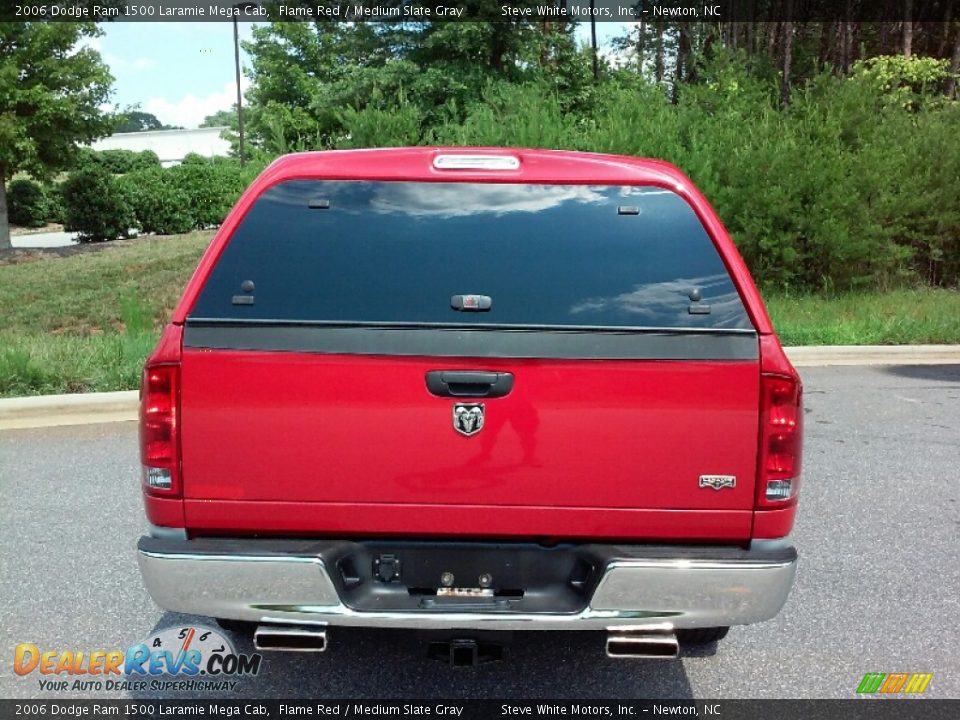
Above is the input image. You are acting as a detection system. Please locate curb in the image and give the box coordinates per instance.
[0,390,138,430]
[784,344,960,367]
[1,345,958,430]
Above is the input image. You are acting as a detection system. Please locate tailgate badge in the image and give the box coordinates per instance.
[453,403,485,437]
[699,475,736,490]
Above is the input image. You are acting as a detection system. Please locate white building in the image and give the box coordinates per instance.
[90,127,231,167]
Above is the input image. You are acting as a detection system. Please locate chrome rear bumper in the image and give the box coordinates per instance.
[137,537,796,632]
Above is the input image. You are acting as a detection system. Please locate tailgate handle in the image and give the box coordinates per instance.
[425,371,514,398]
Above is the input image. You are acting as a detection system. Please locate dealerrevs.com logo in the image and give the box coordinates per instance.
[14,625,262,693]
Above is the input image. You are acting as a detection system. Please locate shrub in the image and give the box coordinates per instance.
[131,150,162,171]
[73,148,162,175]
[6,179,48,228]
[61,166,135,242]
[430,81,579,149]
[73,147,99,171]
[96,149,141,174]
[853,55,953,110]
[119,168,194,235]
[179,152,211,166]
[170,158,246,228]
[42,183,66,224]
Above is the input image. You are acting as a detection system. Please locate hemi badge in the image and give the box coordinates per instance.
[699,475,736,490]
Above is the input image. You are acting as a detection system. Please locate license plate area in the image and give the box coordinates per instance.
[330,541,603,614]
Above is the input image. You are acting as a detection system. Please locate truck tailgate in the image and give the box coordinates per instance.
[180,349,759,537]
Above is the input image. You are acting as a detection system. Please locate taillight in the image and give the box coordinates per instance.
[140,363,180,497]
[757,373,803,508]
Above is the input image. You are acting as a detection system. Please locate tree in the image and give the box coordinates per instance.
[780,12,794,107]
[947,23,960,98]
[200,108,238,128]
[0,22,114,248]
[902,0,913,58]
[115,110,164,133]
[242,20,546,154]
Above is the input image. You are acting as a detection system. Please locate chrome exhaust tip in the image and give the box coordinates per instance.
[254,624,327,652]
[606,628,679,659]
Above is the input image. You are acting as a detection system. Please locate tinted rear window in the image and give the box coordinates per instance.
[190,181,751,330]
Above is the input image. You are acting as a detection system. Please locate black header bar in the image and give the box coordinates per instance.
[3,1,956,23]
[0,701,958,720]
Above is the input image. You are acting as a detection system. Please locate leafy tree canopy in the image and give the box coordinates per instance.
[115,110,182,133]
[0,22,115,247]
[200,108,238,128]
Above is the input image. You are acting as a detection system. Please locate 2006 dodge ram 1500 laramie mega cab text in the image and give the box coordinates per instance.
[137,148,802,663]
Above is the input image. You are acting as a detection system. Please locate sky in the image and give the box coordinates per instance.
[94,21,630,129]
[91,22,256,128]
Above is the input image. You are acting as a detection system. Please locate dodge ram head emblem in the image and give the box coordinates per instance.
[699,475,736,490]
[453,403,485,436]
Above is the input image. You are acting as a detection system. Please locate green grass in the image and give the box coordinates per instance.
[766,289,960,346]
[0,333,158,396]
[0,232,211,336]
[0,232,210,397]
[0,232,957,397]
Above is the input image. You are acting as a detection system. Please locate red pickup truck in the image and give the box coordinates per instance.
[137,148,802,664]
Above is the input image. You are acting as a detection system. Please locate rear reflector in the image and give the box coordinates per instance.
[765,478,794,502]
[757,374,803,508]
[144,467,172,490]
[140,364,180,497]
[433,155,520,171]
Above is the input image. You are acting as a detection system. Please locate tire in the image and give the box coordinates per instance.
[215,618,256,635]
[676,627,729,645]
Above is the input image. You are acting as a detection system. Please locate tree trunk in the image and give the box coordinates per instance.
[488,25,506,72]
[636,20,646,74]
[540,21,550,68]
[590,0,598,81]
[655,23,664,83]
[0,167,10,251]
[677,24,691,82]
[675,25,691,101]
[946,24,960,98]
[937,8,953,56]
[818,21,833,69]
[842,1,854,73]
[903,0,914,57]
[781,13,794,108]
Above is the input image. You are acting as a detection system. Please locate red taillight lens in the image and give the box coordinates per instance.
[139,363,180,497]
[757,373,803,507]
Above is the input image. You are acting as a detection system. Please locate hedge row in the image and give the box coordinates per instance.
[58,155,262,242]
[6,179,65,228]
[332,55,960,291]
[75,148,162,175]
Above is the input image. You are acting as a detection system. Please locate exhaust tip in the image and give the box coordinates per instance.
[606,632,679,660]
[254,624,327,653]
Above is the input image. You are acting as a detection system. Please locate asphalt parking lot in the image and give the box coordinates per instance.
[1,364,958,699]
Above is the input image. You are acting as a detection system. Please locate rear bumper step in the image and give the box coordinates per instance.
[137,537,797,632]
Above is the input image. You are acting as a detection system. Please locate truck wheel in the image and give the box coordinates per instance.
[676,627,729,645]
[215,618,256,635]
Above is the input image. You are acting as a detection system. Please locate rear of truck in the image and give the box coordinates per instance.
[137,149,802,658]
